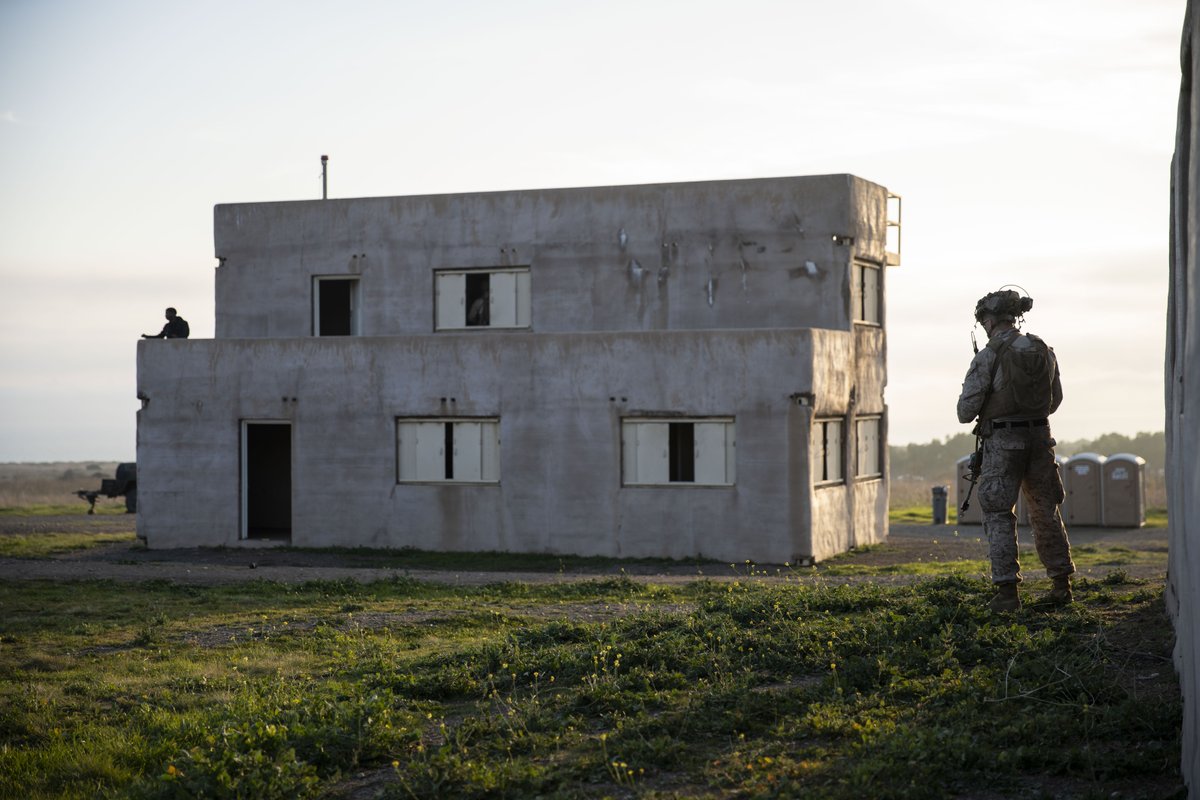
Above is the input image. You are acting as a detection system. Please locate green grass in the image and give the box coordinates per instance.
[889,505,957,525]
[820,558,985,577]
[0,532,138,559]
[816,544,1166,578]
[892,504,1169,530]
[0,574,1180,800]
[0,503,129,516]
[1146,506,1168,528]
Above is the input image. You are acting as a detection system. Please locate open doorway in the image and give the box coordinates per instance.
[242,421,292,540]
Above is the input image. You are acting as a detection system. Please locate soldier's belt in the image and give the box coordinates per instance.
[991,418,1049,429]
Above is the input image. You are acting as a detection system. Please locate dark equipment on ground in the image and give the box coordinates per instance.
[76,463,137,514]
[960,448,983,514]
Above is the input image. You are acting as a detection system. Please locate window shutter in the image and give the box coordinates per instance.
[436,273,466,329]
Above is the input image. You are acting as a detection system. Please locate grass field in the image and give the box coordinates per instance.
[888,504,1168,528]
[0,571,1181,799]
[0,464,1182,798]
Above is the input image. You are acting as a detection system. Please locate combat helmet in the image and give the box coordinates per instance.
[974,288,1033,323]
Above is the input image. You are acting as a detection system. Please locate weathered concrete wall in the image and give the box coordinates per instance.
[137,327,882,563]
[1168,1,1200,790]
[803,326,888,561]
[213,175,889,340]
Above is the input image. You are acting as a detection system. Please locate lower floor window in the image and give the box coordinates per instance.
[397,418,500,482]
[856,416,883,478]
[812,417,845,484]
[622,418,736,486]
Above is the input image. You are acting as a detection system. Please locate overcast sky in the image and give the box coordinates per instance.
[0,0,1183,461]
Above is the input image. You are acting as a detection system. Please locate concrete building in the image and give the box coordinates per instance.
[1169,1,1200,791]
[136,174,900,564]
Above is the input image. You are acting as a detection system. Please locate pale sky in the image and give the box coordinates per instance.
[0,0,1183,461]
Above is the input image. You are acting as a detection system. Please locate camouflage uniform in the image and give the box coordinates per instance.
[957,328,1075,585]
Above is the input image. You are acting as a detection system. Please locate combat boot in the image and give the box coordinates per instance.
[1043,575,1073,605]
[989,583,1021,613]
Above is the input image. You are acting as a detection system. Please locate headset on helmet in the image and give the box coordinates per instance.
[974,286,1033,323]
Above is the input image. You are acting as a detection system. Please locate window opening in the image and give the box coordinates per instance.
[314,277,359,336]
[622,418,735,486]
[853,262,881,325]
[397,418,500,483]
[435,268,530,330]
[443,422,455,479]
[465,273,490,326]
[668,422,695,482]
[813,418,845,484]
[856,416,883,478]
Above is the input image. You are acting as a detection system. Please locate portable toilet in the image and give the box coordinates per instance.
[1065,453,1106,527]
[1057,455,1071,524]
[956,454,982,524]
[1102,454,1146,528]
[1017,455,1069,526]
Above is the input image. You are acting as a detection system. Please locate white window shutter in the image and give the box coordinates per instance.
[635,423,669,484]
[489,271,517,327]
[416,422,446,481]
[436,273,466,329]
[693,422,729,485]
[515,270,531,327]
[453,421,483,481]
[481,421,500,481]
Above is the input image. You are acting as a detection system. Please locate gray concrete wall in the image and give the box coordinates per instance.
[137,327,883,563]
[213,175,888,340]
[1168,1,1200,790]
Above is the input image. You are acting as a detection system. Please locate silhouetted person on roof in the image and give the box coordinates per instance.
[142,307,190,339]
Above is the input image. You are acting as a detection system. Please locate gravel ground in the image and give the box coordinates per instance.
[0,513,1169,587]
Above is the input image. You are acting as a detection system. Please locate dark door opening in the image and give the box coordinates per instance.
[317,279,354,336]
[244,422,291,540]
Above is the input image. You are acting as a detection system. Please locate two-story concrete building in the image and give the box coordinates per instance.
[135,174,900,563]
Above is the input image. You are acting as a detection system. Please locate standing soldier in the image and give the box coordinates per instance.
[957,289,1075,612]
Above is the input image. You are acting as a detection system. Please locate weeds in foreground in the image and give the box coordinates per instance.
[0,574,1181,799]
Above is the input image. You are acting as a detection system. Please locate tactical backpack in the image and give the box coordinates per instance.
[980,333,1055,420]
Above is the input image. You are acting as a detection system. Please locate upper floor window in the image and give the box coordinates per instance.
[812,417,845,485]
[313,276,360,336]
[621,418,736,486]
[853,261,881,325]
[855,416,883,479]
[397,418,500,483]
[435,267,531,330]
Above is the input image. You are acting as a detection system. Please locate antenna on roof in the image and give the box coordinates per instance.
[320,155,329,200]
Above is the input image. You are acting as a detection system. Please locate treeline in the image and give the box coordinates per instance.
[890,430,1165,481]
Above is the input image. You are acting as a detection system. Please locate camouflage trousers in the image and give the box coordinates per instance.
[978,425,1075,585]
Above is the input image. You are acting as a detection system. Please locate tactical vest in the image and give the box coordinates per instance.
[980,333,1056,420]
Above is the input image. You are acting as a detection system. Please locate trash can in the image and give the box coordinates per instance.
[956,455,982,524]
[1102,453,1146,528]
[931,486,949,525]
[1065,453,1106,527]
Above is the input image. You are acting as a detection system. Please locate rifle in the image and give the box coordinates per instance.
[964,431,984,513]
[960,329,1013,514]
